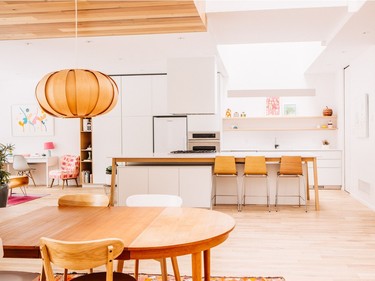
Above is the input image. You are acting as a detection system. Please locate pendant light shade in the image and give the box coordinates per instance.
[35,69,118,118]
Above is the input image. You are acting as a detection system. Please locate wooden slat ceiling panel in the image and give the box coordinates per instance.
[0,1,207,40]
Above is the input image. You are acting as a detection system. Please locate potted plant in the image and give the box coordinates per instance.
[0,143,14,207]
[105,165,113,186]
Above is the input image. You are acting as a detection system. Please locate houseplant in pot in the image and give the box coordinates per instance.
[0,143,14,207]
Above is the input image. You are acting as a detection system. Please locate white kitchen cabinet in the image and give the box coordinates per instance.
[117,166,149,206]
[151,75,168,115]
[122,76,152,117]
[179,166,212,208]
[91,76,122,185]
[167,57,217,114]
[122,116,153,154]
[116,165,212,208]
[122,74,168,116]
[308,150,342,187]
[92,116,122,184]
[148,167,179,195]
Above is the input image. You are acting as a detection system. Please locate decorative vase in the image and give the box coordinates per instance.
[0,183,9,208]
[323,106,333,116]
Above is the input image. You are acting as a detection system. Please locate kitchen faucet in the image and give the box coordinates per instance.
[274,137,279,149]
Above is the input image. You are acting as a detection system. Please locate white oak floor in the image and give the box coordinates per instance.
[1,186,375,281]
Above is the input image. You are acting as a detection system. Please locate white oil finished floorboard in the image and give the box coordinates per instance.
[1,186,375,281]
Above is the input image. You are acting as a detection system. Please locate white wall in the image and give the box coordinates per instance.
[0,79,79,158]
[344,45,375,210]
[221,72,340,150]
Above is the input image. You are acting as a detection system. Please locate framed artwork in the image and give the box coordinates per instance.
[283,104,297,116]
[266,97,280,116]
[12,104,54,136]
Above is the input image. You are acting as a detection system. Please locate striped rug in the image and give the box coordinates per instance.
[34,274,285,281]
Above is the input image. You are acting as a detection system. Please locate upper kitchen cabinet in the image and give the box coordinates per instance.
[122,74,168,116]
[151,75,168,115]
[167,57,217,114]
[122,75,152,116]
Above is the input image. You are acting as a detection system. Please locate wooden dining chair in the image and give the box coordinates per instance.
[0,238,40,281]
[40,237,137,281]
[242,156,270,211]
[117,194,182,281]
[275,156,307,212]
[57,193,109,280]
[212,156,240,211]
[58,193,109,207]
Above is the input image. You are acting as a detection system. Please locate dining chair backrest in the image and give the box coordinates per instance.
[213,156,237,175]
[58,194,109,207]
[12,155,30,171]
[0,238,3,258]
[244,156,267,175]
[279,156,303,175]
[126,194,183,207]
[40,237,124,281]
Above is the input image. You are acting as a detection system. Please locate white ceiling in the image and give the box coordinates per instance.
[1,0,375,83]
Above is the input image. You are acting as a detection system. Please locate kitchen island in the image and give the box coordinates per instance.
[110,151,320,210]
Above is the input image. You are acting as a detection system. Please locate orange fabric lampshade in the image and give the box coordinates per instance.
[35,69,118,118]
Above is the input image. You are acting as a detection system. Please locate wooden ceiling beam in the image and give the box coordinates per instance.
[0,0,206,40]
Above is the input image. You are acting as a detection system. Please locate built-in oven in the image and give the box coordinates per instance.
[187,131,220,152]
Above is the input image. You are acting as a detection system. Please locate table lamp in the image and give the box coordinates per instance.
[44,142,55,157]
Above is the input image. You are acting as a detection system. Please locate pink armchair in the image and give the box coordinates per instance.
[49,155,80,189]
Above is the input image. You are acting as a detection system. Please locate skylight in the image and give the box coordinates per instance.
[205,0,348,13]
[217,42,326,89]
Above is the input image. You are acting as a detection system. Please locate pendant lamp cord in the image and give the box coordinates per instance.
[74,0,78,68]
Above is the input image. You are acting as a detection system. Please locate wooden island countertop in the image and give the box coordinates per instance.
[109,152,320,210]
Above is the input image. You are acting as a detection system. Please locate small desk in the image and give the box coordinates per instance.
[7,156,59,187]
[0,206,235,281]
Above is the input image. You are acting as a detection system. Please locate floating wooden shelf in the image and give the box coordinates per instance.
[223,116,338,131]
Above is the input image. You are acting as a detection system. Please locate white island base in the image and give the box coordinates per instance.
[117,165,213,208]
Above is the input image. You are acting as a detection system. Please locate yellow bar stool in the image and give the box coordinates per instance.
[242,156,270,212]
[212,156,240,211]
[275,156,307,212]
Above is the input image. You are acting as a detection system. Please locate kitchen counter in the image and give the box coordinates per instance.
[222,148,342,152]
[110,152,321,211]
[110,150,322,161]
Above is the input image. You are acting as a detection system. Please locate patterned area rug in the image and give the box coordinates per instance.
[7,193,48,206]
[33,273,285,281]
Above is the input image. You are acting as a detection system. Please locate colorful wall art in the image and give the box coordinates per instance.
[12,104,54,136]
[266,97,280,116]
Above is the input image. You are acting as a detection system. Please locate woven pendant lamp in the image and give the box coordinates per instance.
[35,69,118,118]
[35,0,118,118]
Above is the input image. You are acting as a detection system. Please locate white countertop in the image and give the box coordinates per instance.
[111,151,327,159]
[221,148,342,152]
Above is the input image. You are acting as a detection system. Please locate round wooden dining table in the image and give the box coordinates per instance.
[0,206,236,281]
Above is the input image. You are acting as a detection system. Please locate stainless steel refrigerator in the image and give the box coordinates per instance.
[153,115,188,153]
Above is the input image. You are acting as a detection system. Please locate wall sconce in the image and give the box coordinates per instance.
[44,142,55,157]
